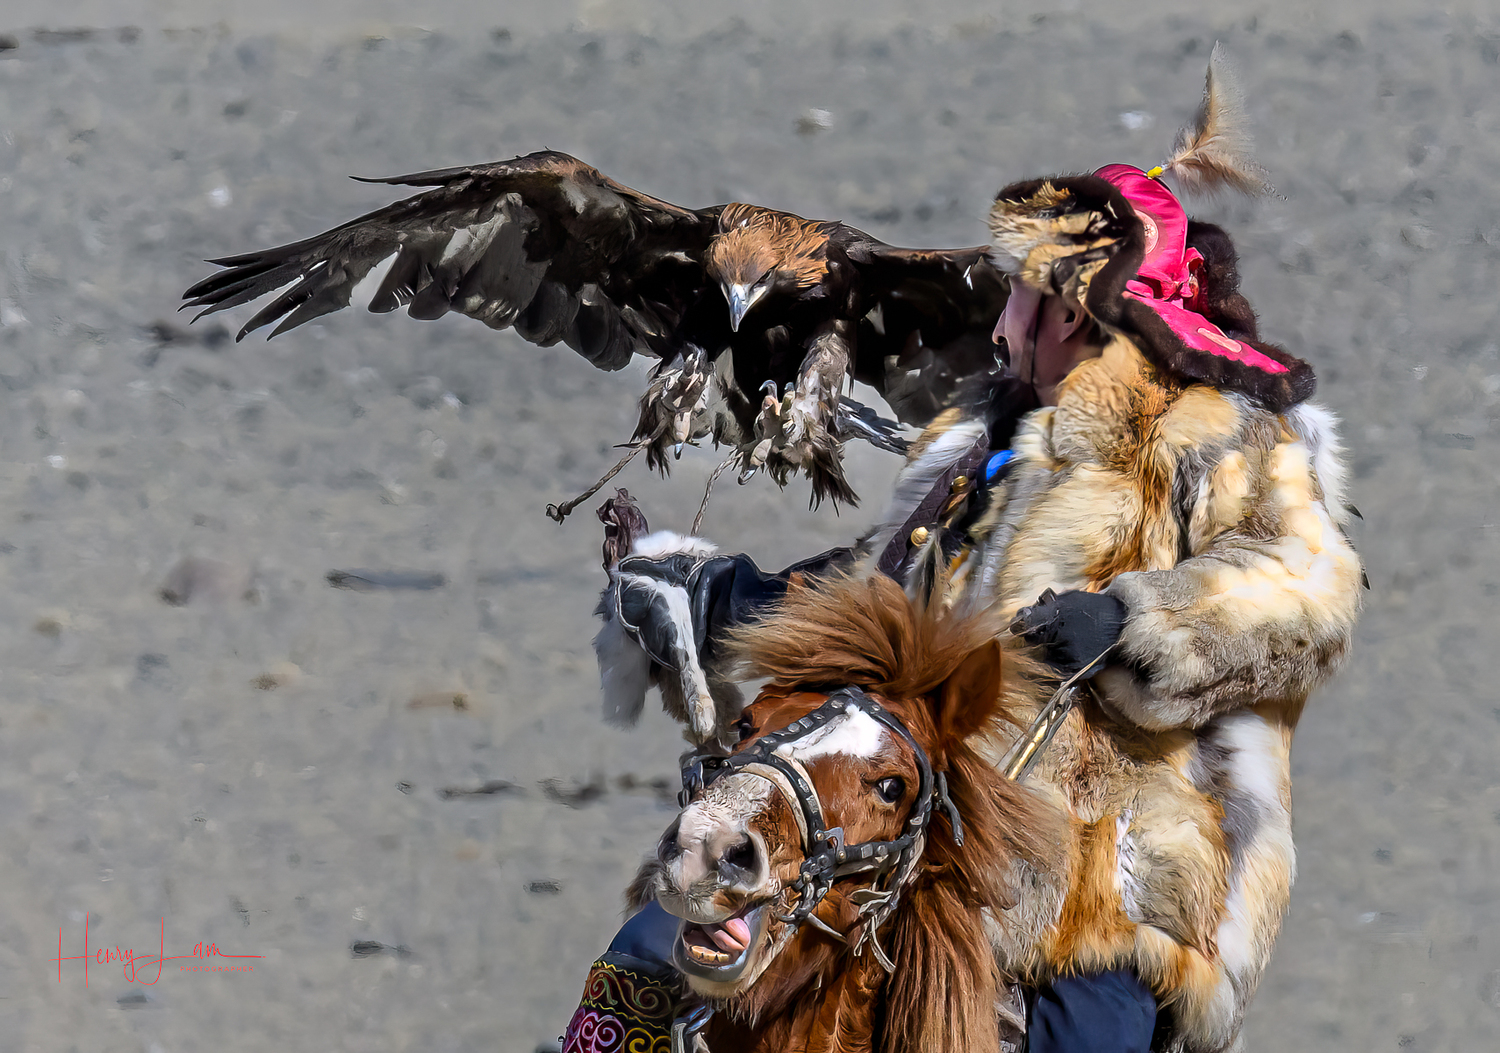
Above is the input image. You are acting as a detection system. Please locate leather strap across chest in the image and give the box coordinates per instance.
[875,439,989,579]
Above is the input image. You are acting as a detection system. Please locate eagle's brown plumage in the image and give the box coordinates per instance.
[706,203,831,290]
[182,151,1007,508]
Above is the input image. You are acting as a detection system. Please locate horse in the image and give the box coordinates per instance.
[642,572,1066,1053]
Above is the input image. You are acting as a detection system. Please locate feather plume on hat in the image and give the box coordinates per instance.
[1149,43,1275,198]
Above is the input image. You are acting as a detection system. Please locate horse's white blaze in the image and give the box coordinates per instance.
[782,709,890,763]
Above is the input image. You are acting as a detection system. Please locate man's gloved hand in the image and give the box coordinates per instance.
[598,547,733,746]
[1010,589,1127,679]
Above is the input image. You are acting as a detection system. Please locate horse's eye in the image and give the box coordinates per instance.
[874,777,905,804]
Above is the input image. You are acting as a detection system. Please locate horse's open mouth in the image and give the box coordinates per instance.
[673,902,768,981]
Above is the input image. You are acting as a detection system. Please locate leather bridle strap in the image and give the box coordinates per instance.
[669,687,966,1052]
[678,686,963,936]
[732,759,815,851]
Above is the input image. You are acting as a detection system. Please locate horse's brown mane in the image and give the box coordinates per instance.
[724,574,1066,1053]
[729,572,1039,706]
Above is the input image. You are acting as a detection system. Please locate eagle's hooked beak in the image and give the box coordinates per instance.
[725,283,768,333]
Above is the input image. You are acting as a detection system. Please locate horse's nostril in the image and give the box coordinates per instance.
[658,822,682,862]
[718,836,758,879]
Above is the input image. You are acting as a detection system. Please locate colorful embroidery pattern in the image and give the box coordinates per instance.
[561,958,678,1053]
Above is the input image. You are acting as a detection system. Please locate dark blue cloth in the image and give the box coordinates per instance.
[1027,969,1157,1053]
[603,909,1157,1050]
[605,901,678,968]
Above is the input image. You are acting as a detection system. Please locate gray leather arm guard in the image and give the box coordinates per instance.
[594,530,852,747]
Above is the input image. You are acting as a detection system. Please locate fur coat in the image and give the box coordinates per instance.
[928,174,1364,1052]
[955,342,1361,1052]
[591,171,1363,1053]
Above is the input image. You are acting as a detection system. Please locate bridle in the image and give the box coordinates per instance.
[669,687,976,1053]
[677,685,964,971]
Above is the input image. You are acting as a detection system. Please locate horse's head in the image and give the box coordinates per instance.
[648,574,1062,1050]
[655,684,944,995]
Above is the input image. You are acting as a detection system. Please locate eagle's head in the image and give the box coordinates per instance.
[707,204,830,332]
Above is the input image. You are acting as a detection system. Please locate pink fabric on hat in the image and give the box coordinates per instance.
[1125,282,1289,374]
[1095,163,1288,376]
[1095,163,1195,289]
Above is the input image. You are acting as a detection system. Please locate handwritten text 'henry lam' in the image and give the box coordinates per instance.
[52,914,262,986]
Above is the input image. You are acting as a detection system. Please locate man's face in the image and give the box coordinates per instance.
[995,283,1102,406]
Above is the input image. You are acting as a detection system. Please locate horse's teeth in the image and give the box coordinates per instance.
[686,942,729,965]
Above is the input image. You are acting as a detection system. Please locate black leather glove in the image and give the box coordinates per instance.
[614,547,852,670]
[1010,588,1127,679]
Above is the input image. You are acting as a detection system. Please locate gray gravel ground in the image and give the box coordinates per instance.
[1,2,1498,1051]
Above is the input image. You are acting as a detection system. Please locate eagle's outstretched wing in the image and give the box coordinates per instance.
[182,150,718,371]
[183,151,1011,512]
[846,241,1009,425]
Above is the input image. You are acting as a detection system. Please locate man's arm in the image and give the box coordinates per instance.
[595,529,853,746]
[1096,406,1363,730]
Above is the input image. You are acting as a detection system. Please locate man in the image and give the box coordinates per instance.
[566,124,1362,1053]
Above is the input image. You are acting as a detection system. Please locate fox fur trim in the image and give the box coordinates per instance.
[963,341,1362,1052]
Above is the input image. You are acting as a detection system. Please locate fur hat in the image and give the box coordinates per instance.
[986,47,1315,411]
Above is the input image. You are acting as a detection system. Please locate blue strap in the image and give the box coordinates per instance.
[985,449,1015,483]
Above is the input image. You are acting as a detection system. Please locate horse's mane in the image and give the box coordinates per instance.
[728,574,1066,1053]
[729,571,1033,704]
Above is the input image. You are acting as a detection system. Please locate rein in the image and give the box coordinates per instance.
[679,686,964,969]
[997,645,1115,780]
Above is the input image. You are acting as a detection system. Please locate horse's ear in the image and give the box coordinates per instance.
[936,638,1004,743]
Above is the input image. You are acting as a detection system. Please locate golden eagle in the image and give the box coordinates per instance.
[183,151,1006,509]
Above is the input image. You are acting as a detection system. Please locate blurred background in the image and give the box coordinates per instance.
[0,1,1496,1050]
